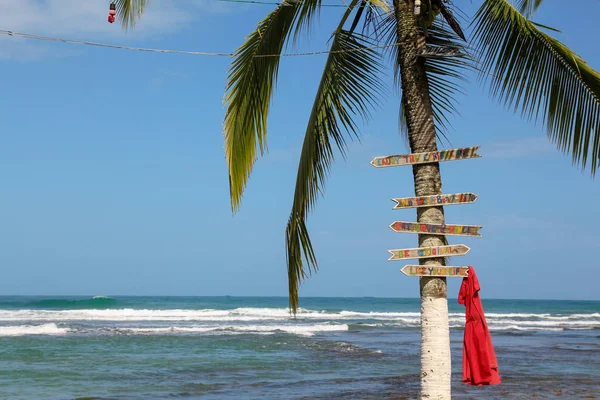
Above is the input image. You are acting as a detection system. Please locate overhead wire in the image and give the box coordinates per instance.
[0,29,400,58]
[216,0,362,6]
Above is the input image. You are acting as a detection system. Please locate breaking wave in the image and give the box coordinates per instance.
[0,323,69,336]
[0,322,348,337]
[0,297,118,310]
[0,306,597,337]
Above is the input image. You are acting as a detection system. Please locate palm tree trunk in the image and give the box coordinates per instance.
[393,1,451,399]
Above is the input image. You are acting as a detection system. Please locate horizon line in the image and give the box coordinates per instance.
[1,294,598,302]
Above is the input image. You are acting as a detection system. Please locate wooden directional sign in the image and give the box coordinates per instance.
[390,221,482,237]
[388,244,470,261]
[370,146,481,168]
[392,193,478,209]
[401,265,469,278]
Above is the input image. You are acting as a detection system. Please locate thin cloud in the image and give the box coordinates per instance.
[0,0,190,37]
[262,144,302,165]
[481,214,600,248]
[0,0,235,60]
[482,136,556,159]
[150,68,189,87]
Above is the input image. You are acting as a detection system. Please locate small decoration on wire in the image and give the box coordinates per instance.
[108,2,116,24]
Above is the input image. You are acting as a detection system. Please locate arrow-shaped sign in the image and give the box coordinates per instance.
[401,265,469,277]
[392,193,478,209]
[390,221,482,237]
[388,244,470,261]
[370,146,481,168]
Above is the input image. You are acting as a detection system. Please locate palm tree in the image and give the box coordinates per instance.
[119,0,600,398]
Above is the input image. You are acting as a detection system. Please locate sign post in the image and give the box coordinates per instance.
[392,193,478,209]
[389,221,482,237]
[371,145,484,398]
[401,265,470,278]
[388,244,470,261]
[370,146,481,168]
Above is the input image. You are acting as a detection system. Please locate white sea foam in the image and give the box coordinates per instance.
[488,325,564,332]
[0,308,430,322]
[0,323,349,337]
[338,311,422,319]
[7,308,591,322]
[0,323,69,336]
[474,313,600,320]
[487,319,599,327]
[123,324,349,336]
[0,307,597,333]
[0,308,418,322]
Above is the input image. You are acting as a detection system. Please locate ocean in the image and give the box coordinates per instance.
[0,296,598,399]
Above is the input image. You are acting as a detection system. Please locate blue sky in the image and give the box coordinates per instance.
[0,0,599,301]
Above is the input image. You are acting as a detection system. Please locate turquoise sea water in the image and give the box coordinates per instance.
[0,296,598,399]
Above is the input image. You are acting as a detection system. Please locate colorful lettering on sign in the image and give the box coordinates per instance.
[401,265,469,277]
[392,193,478,209]
[388,245,470,261]
[389,221,482,237]
[371,146,481,168]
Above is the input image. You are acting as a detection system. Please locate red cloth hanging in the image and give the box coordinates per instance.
[108,3,116,23]
[458,266,501,386]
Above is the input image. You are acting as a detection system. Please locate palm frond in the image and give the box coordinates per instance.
[421,21,471,141]
[398,97,411,148]
[472,0,600,175]
[286,29,384,313]
[114,0,150,31]
[378,13,471,143]
[367,0,391,13]
[349,0,368,34]
[514,0,544,17]
[223,1,322,213]
[436,0,466,41]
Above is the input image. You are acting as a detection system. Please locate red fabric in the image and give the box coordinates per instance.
[458,266,501,386]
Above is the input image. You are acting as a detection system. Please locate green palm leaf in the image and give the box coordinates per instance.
[224,0,390,215]
[223,0,327,214]
[472,0,600,175]
[366,0,391,14]
[514,0,545,17]
[419,20,471,140]
[377,13,471,141]
[286,27,384,313]
[114,0,150,31]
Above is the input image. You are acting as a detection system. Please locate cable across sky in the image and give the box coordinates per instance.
[0,29,399,58]
[216,0,358,6]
